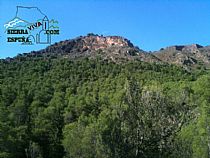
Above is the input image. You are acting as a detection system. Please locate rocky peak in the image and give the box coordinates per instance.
[70,34,135,51]
[155,43,209,68]
[182,44,203,52]
[164,44,203,52]
[85,33,134,48]
[43,33,136,55]
[24,33,156,62]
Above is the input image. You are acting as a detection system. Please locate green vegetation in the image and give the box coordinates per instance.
[0,56,210,158]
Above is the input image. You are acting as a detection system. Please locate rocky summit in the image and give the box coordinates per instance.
[15,33,159,63]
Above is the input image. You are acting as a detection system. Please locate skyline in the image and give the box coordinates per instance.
[1,0,210,58]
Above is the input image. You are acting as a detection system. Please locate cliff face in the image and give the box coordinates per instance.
[80,35,134,49]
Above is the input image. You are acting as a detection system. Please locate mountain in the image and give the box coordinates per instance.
[25,33,159,63]
[4,34,210,70]
[154,44,210,69]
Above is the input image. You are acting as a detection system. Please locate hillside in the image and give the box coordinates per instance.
[0,34,210,158]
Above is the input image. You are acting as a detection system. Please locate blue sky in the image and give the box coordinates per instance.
[1,0,210,58]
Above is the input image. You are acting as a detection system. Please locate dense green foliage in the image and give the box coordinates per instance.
[0,57,209,158]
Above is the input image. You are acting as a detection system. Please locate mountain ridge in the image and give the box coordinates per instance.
[2,33,210,69]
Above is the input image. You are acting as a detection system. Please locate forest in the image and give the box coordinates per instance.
[0,56,210,158]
